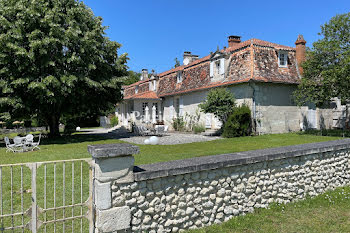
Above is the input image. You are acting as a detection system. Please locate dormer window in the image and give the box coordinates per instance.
[210,58,225,77]
[177,71,182,83]
[278,51,288,68]
[135,86,138,94]
[216,61,221,74]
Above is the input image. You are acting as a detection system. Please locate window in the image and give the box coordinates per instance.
[135,86,138,94]
[177,71,182,83]
[216,61,221,74]
[278,51,288,67]
[142,102,148,116]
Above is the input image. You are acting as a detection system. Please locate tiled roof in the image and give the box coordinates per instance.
[159,78,251,97]
[123,37,300,99]
[156,38,294,78]
[124,91,161,100]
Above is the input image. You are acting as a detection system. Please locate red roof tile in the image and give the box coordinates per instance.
[124,91,160,100]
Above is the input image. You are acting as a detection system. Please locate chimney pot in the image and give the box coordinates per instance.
[228,35,241,47]
[141,69,148,80]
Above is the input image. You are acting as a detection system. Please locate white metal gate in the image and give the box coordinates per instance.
[0,159,93,232]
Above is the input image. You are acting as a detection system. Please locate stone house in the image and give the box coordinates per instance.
[117,35,341,134]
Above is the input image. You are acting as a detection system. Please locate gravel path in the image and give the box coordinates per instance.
[80,127,222,145]
[120,133,221,145]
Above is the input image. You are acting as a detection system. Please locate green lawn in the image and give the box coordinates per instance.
[0,133,342,165]
[187,186,350,233]
[0,132,344,231]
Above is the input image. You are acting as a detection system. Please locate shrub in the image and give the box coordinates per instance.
[110,116,119,127]
[63,121,76,135]
[172,117,186,131]
[223,104,252,138]
[193,124,206,134]
[199,88,236,124]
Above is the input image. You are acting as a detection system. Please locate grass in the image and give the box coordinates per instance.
[0,133,342,165]
[187,186,350,233]
[0,131,344,231]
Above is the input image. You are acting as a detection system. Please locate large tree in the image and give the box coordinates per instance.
[0,0,128,137]
[294,13,350,107]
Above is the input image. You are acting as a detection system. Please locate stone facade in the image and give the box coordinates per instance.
[90,140,350,233]
[116,35,342,133]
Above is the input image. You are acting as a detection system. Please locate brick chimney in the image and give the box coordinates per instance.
[228,35,241,47]
[141,69,148,80]
[295,35,306,75]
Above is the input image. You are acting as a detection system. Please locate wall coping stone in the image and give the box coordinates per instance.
[134,139,350,181]
[88,143,140,159]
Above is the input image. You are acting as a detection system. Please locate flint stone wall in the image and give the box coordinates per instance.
[91,139,350,233]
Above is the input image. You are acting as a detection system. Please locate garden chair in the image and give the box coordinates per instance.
[4,137,16,153]
[137,125,151,136]
[13,136,25,152]
[155,125,165,136]
[31,134,41,151]
[24,134,34,151]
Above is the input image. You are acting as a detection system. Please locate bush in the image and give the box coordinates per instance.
[172,117,186,131]
[110,116,119,127]
[223,104,252,138]
[193,124,206,134]
[63,121,76,135]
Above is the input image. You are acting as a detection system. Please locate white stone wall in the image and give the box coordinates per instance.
[162,84,253,130]
[111,149,350,233]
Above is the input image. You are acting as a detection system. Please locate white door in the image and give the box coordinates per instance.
[307,109,317,129]
[205,113,212,128]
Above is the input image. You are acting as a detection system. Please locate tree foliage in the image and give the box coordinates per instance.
[294,13,350,107]
[174,58,180,68]
[123,70,141,85]
[0,0,128,136]
[199,88,236,124]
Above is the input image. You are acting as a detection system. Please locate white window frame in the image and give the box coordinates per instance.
[135,86,139,94]
[177,71,182,83]
[278,51,288,68]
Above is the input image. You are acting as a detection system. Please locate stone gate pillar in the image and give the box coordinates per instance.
[88,143,139,233]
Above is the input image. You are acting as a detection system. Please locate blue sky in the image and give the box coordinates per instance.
[83,0,349,73]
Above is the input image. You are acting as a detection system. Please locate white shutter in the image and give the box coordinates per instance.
[219,58,225,74]
[210,62,214,77]
[169,98,174,119]
[179,97,184,117]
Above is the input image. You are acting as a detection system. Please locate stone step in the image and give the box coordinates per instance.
[201,129,220,136]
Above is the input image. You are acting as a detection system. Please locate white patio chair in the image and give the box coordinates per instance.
[24,134,34,151]
[31,134,41,151]
[138,125,151,136]
[155,125,165,136]
[13,136,25,152]
[4,137,16,153]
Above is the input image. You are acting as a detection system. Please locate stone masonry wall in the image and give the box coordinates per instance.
[90,140,350,233]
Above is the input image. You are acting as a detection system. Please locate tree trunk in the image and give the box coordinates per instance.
[48,115,60,138]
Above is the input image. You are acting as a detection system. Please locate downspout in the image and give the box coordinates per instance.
[249,40,257,135]
[248,81,257,135]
